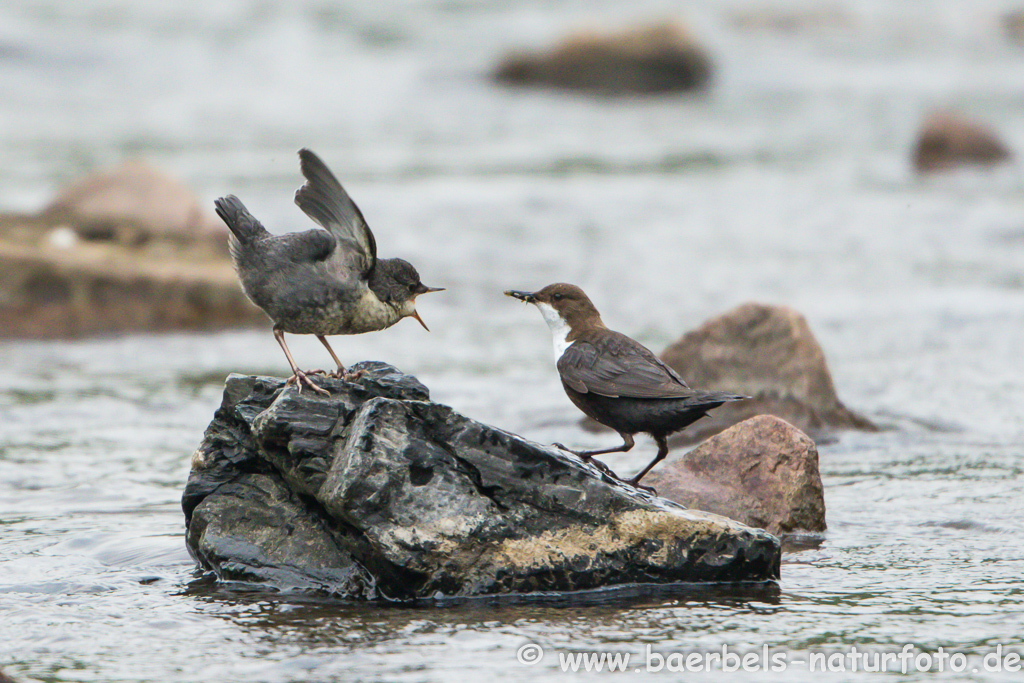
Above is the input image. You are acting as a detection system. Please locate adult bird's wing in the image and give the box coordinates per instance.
[294,148,377,279]
[557,330,694,399]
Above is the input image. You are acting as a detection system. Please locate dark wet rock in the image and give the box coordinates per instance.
[494,21,712,95]
[655,303,875,444]
[913,110,1011,173]
[183,362,781,600]
[645,415,826,536]
[0,159,263,338]
[186,472,375,596]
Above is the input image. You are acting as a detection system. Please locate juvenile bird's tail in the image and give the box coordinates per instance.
[214,195,272,266]
[214,195,271,246]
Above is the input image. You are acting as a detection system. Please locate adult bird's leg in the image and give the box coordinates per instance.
[554,432,635,460]
[316,335,364,381]
[274,327,329,396]
[625,435,669,493]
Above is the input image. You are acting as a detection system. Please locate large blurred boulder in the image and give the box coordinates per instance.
[0,159,263,338]
[645,415,826,536]
[0,243,262,337]
[39,159,227,247]
[655,303,875,444]
[494,21,713,95]
[913,111,1011,174]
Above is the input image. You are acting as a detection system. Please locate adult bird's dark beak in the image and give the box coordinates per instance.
[504,290,536,303]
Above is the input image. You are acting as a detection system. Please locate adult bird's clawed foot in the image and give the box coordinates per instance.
[586,457,618,478]
[626,477,658,495]
[552,443,618,478]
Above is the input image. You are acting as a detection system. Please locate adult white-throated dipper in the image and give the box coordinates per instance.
[214,149,443,395]
[505,283,745,488]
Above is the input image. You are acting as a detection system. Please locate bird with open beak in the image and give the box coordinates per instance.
[215,149,443,395]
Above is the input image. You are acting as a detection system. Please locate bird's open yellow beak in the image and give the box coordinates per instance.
[411,310,430,331]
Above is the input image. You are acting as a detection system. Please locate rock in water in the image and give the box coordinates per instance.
[913,110,1011,173]
[493,21,713,95]
[658,302,875,443]
[0,158,262,338]
[644,415,826,536]
[39,159,226,246]
[183,362,781,599]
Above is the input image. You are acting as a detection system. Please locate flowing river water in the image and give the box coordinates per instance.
[1,0,1023,680]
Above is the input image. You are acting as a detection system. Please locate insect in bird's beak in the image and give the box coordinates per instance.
[504,290,536,304]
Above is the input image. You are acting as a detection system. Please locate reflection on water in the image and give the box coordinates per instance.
[2,0,1024,681]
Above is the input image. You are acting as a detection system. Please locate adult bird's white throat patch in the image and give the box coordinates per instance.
[535,302,573,362]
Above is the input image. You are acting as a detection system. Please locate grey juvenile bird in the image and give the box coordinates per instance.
[215,149,443,395]
[506,283,745,488]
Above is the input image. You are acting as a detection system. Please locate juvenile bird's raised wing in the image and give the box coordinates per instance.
[557,330,694,399]
[294,148,377,278]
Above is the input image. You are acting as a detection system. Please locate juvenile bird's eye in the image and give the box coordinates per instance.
[553,293,563,301]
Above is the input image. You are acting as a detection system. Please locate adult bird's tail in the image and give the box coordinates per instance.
[693,390,749,409]
[214,195,271,264]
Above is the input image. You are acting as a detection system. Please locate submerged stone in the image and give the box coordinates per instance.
[183,362,780,600]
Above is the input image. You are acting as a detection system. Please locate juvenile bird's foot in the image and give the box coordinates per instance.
[552,442,579,455]
[329,368,364,382]
[286,369,330,396]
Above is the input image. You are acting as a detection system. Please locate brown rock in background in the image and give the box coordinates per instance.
[38,159,227,247]
[0,240,262,338]
[645,415,825,536]
[0,159,263,338]
[913,110,1011,173]
[494,21,713,95]
[656,302,875,444]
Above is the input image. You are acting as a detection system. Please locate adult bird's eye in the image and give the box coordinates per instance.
[553,293,563,301]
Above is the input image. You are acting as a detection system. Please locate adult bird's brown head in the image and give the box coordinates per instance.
[505,283,607,354]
